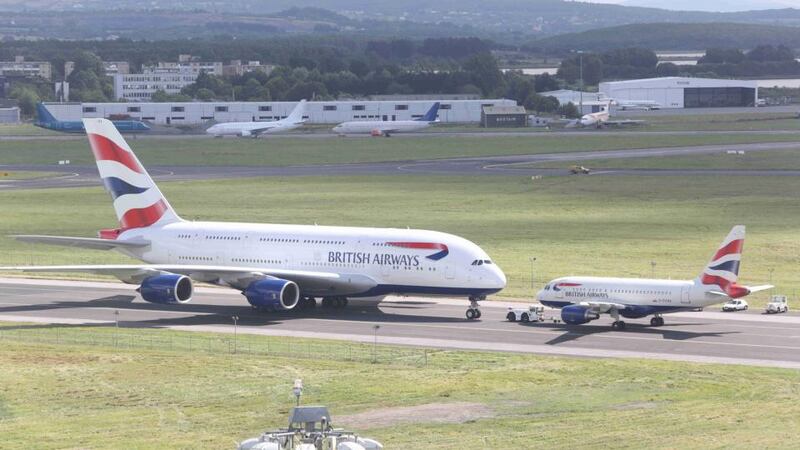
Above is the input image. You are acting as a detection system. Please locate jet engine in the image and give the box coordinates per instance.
[561,304,600,325]
[243,278,300,310]
[240,130,252,137]
[139,274,193,304]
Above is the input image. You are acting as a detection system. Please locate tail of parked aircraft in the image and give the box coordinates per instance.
[286,100,307,123]
[696,225,772,298]
[36,103,57,124]
[418,102,441,122]
[83,118,182,230]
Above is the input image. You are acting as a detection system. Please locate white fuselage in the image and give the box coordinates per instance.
[206,120,303,137]
[332,120,432,135]
[116,221,506,298]
[579,111,609,127]
[538,276,724,315]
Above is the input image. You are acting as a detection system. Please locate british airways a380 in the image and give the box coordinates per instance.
[537,226,772,330]
[4,119,505,319]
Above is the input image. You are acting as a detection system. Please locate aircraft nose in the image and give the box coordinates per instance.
[535,289,545,302]
[493,265,507,289]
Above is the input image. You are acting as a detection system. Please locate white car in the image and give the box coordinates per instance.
[765,295,789,314]
[722,299,749,312]
[507,305,545,323]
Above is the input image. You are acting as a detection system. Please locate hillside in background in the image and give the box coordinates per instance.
[528,22,800,52]
[3,0,800,39]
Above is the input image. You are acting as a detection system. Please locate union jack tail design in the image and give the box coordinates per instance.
[83,119,181,231]
[699,225,747,298]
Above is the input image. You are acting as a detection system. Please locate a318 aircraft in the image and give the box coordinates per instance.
[4,118,506,319]
[206,100,307,137]
[537,225,772,330]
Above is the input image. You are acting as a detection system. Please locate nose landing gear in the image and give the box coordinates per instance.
[466,295,484,320]
[650,315,664,327]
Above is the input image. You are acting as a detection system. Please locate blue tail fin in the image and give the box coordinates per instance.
[418,102,440,122]
[36,103,57,124]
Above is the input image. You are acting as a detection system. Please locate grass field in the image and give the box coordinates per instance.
[529,149,800,171]
[0,323,799,449]
[624,112,800,132]
[2,133,800,167]
[0,171,62,181]
[1,173,798,306]
[0,124,57,136]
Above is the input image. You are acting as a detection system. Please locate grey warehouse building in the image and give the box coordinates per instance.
[600,77,759,109]
[43,99,517,126]
[481,105,528,127]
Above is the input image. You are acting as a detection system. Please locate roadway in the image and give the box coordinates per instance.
[3,140,800,190]
[1,278,799,369]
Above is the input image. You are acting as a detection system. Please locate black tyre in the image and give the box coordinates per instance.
[466,309,476,320]
[474,309,482,319]
[506,312,516,322]
[521,313,530,323]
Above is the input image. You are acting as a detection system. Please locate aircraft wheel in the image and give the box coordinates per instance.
[506,312,516,322]
[474,309,482,319]
[466,308,477,320]
[322,297,332,308]
[650,317,664,327]
[612,320,626,330]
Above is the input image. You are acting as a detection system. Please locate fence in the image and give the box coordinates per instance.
[0,326,430,367]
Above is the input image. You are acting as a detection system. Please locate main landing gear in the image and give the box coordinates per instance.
[322,296,348,309]
[610,308,626,330]
[465,296,483,320]
[298,297,317,310]
[650,315,665,327]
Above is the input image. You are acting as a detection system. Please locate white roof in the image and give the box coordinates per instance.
[600,77,758,89]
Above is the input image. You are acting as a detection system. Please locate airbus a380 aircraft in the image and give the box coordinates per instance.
[4,119,505,319]
[332,102,440,137]
[537,226,772,330]
[206,100,307,137]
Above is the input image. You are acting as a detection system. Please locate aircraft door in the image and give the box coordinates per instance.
[445,265,455,280]
[681,287,690,304]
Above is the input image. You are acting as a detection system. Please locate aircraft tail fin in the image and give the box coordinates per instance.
[698,225,749,298]
[286,100,307,123]
[419,102,440,122]
[83,118,182,232]
[36,103,57,124]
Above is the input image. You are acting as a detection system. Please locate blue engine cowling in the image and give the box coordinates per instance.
[140,274,193,304]
[243,278,300,311]
[561,304,600,325]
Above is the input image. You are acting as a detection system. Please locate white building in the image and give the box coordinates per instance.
[145,54,224,77]
[113,69,199,101]
[0,56,52,81]
[43,99,517,125]
[600,77,759,109]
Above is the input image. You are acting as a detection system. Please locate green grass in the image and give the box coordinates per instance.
[0,123,58,136]
[0,323,798,449]
[625,112,800,132]
[529,149,800,171]
[3,133,800,167]
[0,171,62,181]
[1,174,798,306]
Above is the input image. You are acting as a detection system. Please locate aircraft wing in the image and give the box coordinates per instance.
[248,123,280,136]
[13,235,150,251]
[0,264,378,296]
[577,299,629,312]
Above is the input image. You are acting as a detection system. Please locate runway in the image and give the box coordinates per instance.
[3,140,800,190]
[1,278,799,369]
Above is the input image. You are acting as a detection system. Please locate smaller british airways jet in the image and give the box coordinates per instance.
[537,226,772,330]
[35,103,150,134]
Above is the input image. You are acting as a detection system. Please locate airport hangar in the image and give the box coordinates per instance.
[42,98,517,126]
[599,77,759,109]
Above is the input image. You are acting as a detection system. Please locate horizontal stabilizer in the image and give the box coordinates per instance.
[746,284,774,293]
[13,235,150,251]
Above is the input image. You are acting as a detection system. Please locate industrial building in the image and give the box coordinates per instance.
[481,105,528,127]
[43,99,517,125]
[0,56,52,81]
[539,89,610,115]
[0,106,20,124]
[113,69,200,101]
[599,77,759,109]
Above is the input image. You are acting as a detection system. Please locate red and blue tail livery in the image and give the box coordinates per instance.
[700,225,748,298]
[84,118,181,231]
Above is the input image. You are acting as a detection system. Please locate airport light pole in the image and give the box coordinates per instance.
[769,268,774,284]
[372,324,381,363]
[577,50,584,116]
[232,315,239,354]
[650,261,656,278]
[529,257,537,291]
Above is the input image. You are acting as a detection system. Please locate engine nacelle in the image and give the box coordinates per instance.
[140,274,193,304]
[240,130,252,137]
[561,304,600,325]
[243,278,300,311]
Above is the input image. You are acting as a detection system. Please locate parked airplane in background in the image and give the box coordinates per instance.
[615,99,661,111]
[3,118,505,319]
[537,226,772,330]
[332,102,440,137]
[567,101,644,129]
[206,100,307,137]
[34,103,150,134]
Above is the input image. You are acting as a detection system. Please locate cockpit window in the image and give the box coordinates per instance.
[471,259,492,266]
[483,260,492,265]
